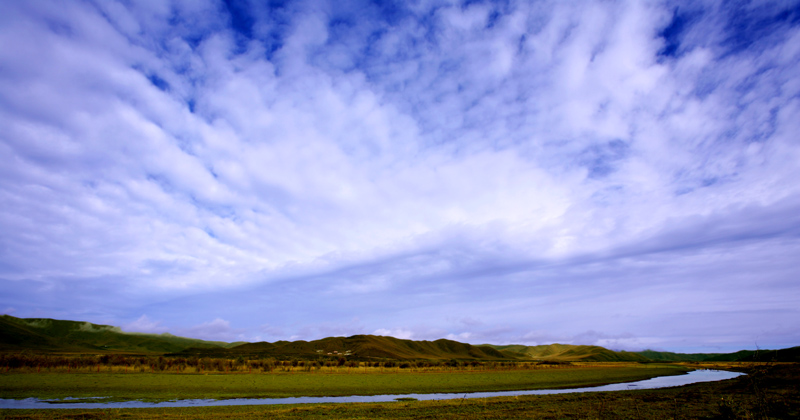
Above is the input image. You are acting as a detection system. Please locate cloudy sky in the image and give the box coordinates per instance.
[1,0,799,353]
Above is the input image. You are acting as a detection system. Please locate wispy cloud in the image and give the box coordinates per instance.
[177,318,245,342]
[123,315,168,335]
[1,0,798,353]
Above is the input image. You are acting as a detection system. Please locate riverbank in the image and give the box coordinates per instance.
[0,364,687,402]
[0,369,742,409]
[1,364,797,419]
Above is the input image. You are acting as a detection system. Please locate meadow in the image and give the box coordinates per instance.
[0,363,687,402]
[0,363,797,419]
[4,314,799,418]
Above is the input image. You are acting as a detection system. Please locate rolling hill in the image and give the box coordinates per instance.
[0,315,236,354]
[634,347,800,363]
[175,335,514,360]
[487,344,651,362]
[635,350,725,362]
[2,315,797,362]
[489,343,800,363]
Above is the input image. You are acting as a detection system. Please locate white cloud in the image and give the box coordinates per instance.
[1,0,799,352]
[177,318,245,342]
[446,332,473,342]
[123,315,168,334]
[373,328,415,340]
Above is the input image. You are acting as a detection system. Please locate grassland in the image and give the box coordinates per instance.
[3,315,798,418]
[1,363,798,419]
[0,364,687,402]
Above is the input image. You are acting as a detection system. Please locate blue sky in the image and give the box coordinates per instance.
[1,0,799,353]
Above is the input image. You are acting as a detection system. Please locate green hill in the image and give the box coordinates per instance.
[699,347,800,363]
[486,343,650,362]
[489,343,800,363]
[635,350,724,362]
[634,347,800,363]
[0,315,230,354]
[0,316,83,352]
[177,335,513,360]
[4,315,796,362]
[747,346,800,362]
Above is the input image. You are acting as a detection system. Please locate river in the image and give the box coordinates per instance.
[0,369,743,409]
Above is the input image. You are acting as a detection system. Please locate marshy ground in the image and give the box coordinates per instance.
[1,362,797,419]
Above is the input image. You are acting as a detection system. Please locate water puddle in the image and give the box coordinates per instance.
[0,369,744,409]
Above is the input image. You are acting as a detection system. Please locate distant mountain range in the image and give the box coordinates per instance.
[2,315,797,362]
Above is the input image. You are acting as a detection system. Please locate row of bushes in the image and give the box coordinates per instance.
[0,354,262,372]
[0,353,563,372]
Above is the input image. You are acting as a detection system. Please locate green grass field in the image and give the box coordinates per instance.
[0,365,688,402]
[1,364,798,420]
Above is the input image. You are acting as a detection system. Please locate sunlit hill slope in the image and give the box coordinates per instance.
[2,315,797,362]
[0,315,239,354]
[487,344,651,362]
[177,335,512,360]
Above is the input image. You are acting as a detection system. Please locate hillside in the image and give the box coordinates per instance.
[700,346,800,363]
[3,315,796,362]
[633,347,800,363]
[0,315,84,352]
[488,344,650,362]
[635,350,724,362]
[0,315,232,354]
[176,335,513,360]
[747,346,800,362]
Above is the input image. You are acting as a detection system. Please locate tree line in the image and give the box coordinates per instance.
[1,353,570,373]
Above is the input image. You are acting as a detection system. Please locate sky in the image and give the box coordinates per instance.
[1,0,799,354]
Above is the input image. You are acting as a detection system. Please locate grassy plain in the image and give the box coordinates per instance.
[0,364,687,402]
[1,364,798,419]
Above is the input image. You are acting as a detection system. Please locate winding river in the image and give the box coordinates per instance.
[0,369,743,410]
